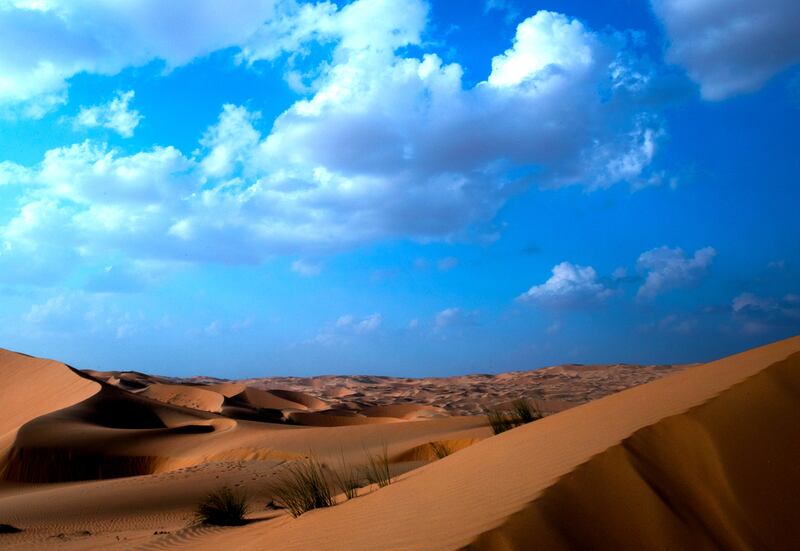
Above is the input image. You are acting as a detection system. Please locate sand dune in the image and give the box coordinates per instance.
[140,384,226,414]
[0,338,795,549]
[177,336,800,550]
[0,349,99,460]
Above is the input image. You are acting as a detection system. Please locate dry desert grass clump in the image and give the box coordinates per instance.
[487,398,543,435]
[271,457,334,518]
[429,441,454,459]
[361,444,392,488]
[194,486,249,526]
[332,454,361,500]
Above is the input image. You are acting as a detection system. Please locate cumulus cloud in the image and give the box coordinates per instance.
[74,90,141,137]
[636,246,716,300]
[651,0,800,100]
[0,0,278,117]
[517,262,613,308]
[0,1,671,285]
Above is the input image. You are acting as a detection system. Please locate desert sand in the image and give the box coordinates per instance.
[0,337,797,549]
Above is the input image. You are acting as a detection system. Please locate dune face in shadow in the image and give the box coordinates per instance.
[0,384,235,483]
[468,351,800,550]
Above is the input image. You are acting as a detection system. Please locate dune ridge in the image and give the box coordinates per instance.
[184,336,800,550]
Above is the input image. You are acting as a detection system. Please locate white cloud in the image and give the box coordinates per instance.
[313,312,381,345]
[354,313,381,334]
[20,290,141,338]
[74,90,141,137]
[0,2,670,284]
[434,307,466,330]
[651,0,800,100]
[200,104,261,179]
[0,0,280,117]
[732,292,773,313]
[636,246,716,300]
[517,262,613,308]
[335,314,355,328]
[487,11,595,88]
[291,258,322,277]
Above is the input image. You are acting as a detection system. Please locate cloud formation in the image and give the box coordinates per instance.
[731,292,800,334]
[518,262,613,308]
[0,0,278,117]
[636,246,716,300]
[313,312,382,345]
[651,0,800,99]
[74,90,141,137]
[0,1,669,286]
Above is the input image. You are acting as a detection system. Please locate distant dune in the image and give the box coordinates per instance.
[0,338,797,549]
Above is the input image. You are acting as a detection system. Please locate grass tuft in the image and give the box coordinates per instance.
[487,398,543,435]
[194,486,249,526]
[486,408,514,435]
[272,457,334,518]
[361,444,392,488]
[511,398,543,424]
[332,453,361,500]
[429,441,454,459]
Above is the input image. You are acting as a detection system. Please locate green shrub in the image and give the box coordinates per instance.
[194,486,249,526]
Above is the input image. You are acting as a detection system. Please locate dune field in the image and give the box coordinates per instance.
[0,337,798,549]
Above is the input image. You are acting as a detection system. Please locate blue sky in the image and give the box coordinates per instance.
[0,0,798,377]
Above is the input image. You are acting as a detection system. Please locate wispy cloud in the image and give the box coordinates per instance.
[74,90,142,138]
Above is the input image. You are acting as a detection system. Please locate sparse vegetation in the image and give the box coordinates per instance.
[486,408,515,435]
[272,457,334,518]
[486,398,543,435]
[429,441,454,459]
[511,398,543,424]
[361,444,391,488]
[194,486,249,526]
[332,453,361,500]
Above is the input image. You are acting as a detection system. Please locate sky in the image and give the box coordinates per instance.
[0,0,798,378]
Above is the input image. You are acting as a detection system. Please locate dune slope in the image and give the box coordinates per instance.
[187,336,800,551]
[0,348,99,458]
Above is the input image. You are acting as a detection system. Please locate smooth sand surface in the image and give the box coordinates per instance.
[0,338,796,549]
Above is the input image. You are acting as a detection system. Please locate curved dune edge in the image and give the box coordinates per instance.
[0,349,99,454]
[186,336,800,551]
